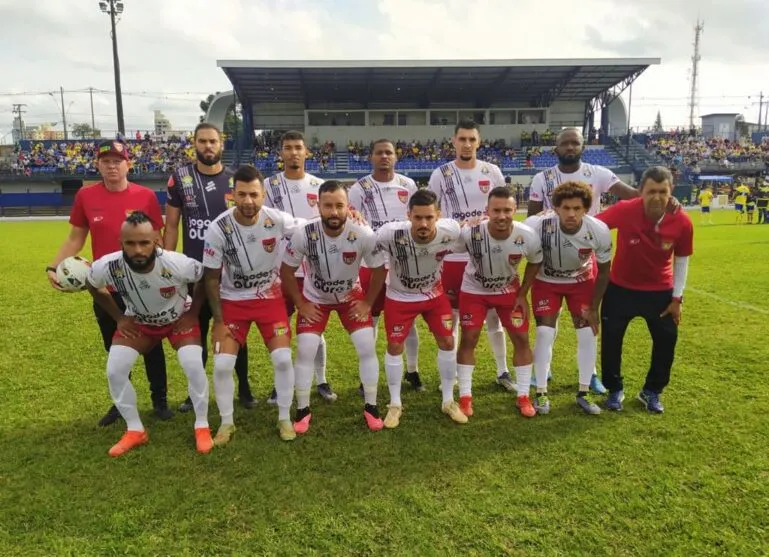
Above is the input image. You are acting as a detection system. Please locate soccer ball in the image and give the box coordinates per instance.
[56,256,92,292]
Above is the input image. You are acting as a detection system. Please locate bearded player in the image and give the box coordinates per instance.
[281,180,387,433]
[203,165,303,443]
[86,211,213,457]
[454,187,543,419]
[376,189,467,428]
[263,131,335,404]
[348,139,422,390]
[427,120,514,391]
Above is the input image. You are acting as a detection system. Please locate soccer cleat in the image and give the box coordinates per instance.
[405,371,425,392]
[638,390,664,414]
[363,404,384,431]
[178,397,193,413]
[516,395,536,418]
[317,383,338,402]
[496,372,516,392]
[458,395,473,417]
[442,401,468,424]
[383,405,402,429]
[239,393,258,409]
[606,390,625,411]
[576,394,602,415]
[266,388,278,405]
[108,430,149,457]
[530,371,553,389]
[590,374,608,395]
[153,402,174,421]
[213,423,237,446]
[293,407,312,434]
[195,427,214,454]
[278,419,296,441]
[534,394,551,415]
[98,405,122,427]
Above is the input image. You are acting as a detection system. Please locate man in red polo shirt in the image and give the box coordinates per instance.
[595,166,693,413]
[47,139,170,426]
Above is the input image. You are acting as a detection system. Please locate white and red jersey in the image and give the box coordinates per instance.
[454,221,543,295]
[348,173,417,231]
[529,162,619,215]
[427,160,506,262]
[87,250,203,326]
[523,212,612,284]
[283,219,385,305]
[202,207,303,301]
[376,219,461,302]
[263,171,323,277]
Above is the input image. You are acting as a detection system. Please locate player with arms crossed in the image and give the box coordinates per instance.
[203,165,302,443]
[454,187,543,419]
[281,180,388,432]
[348,139,422,390]
[263,131,335,404]
[164,122,256,411]
[86,211,212,457]
[428,119,515,391]
[376,189,467,428]
[524,181,613,415]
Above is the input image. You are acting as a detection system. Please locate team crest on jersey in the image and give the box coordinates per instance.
[441,315,453,330]
[181,175,193,187]
[583,231,594,241]
[578,248,593,260]
[112,267,125,279]
[481,165,490,175]
[307,193,318,207]
[262,238,276,253]
[159,286,176,299]
[263,217,274,229]
[397,235,409,245]
[441,166,453,177]
[472,230,482,241]
[508,254,522,265]
[273,322,288,337]
[478,180,491,194]
[511,311,524,329]
[440,236,453,244]
[310,230,319,242]
[160,267,173,279]
[310,178,320,186]
[397,189,409,204]
[582,166,593,178]
[513,235,525,246]
[346,231,357,243]
[342,251,357,265]
[661,240,673,251]
[435,249,450,261]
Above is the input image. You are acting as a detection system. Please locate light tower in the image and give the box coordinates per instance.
[99,0,125,136]
[688,19,704,131]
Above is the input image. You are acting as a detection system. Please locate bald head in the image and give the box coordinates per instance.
[555,127,585,166]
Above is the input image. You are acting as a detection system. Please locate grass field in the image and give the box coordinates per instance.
[1,209,768,555]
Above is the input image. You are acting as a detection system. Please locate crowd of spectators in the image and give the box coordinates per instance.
[644,132,769,171]
[253,133,335,172]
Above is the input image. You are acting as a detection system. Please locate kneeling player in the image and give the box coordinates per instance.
[524,181,612,414]
[86,211,212,457]
[454,187,543,418]
[281,180,387,432]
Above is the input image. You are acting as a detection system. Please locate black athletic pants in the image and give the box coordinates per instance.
[600,282,678,394]
[93,292,167,404]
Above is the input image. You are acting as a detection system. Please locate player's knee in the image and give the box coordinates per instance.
[177,345,204,375]
[296,333,321,361]
[436,336,454,351]
[459,329,481,350]
[387,342,405,356]
[351,328,376,356]
[213,353,237,376]
[509,332,530,351]
[270,347,293,372]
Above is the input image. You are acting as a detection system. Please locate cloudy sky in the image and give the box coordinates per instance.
[1,0,768,141]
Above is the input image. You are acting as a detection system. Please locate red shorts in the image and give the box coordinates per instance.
[359,267,386,316]
[113,320,200,345]
[221,297,291,346]
[384,295,453,344]
[296,291,373,335]
[282,277,304,316]
[458,291,529,334]
[532,279,594,317]
[441,261,467,309]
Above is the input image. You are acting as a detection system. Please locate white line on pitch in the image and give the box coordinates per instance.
[687,287,769,316]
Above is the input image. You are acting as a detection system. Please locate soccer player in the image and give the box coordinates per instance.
[733,185,748,225]
[697,186,714,225]
[164,122,255,411]
[47,139,171,426]
[280,180,388,432]
[376,189,467,427]
[348,139,421,389]
[524,181,613,415]
[427,119,514,391]
[596,166,693,413]
[454,187,543,419]
[86,211,212,457]
[746,193,756,224]
[263,130,336,403]
[203,165,302,443]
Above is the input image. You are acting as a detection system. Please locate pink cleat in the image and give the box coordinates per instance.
[363,404,384,431]
[293,408,312,434]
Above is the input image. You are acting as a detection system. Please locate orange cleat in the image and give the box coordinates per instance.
[516,395,536,418]
[459,395,474,417]
[195,427,214,454]
[108,430,149,457]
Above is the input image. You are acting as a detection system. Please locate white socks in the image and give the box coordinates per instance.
[405,324,420,373]
[533,326,556,392]
[106,345,143,431]
[177,345,209,428]
[314,334,327,385]
[485,310,509,377]
[457,364,474,397]
[385,352,403,407]
[294,333,320,410]
[271,347,295,421]
[351,328,378,407]
[214,353,237,425]
[576,327,597,391]
[515,364,533,397]
[437,349,457,404]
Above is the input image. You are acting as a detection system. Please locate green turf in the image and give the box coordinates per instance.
[1,209,768,555]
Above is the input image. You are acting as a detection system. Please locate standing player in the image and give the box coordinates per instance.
[376,189,467,428]
[163,122,255,410]
[203,165,302,443]
[86,212,212,457]
[348,139,421,390]
[697,186,714,225]
[281,180,388,432]
[524,181,613,415]
[596,166,693,413]
[47,139,170,426]
[427,120,513,391]
[263,130,335,403]
[454,187,543,419]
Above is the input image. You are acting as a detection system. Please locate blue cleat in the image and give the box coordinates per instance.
[638,390,664,414]
[606,390,625,411]
[590,374,607,395]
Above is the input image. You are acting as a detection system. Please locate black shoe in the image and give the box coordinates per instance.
[153,402,174,421]
[98,404,121,427]
[404,371,425,392]
[266,387,278,405]
[239,393,258,409]
[178,397,193,413]
[317,383,338,402]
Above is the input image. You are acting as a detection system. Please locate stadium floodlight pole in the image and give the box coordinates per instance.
[99,0,125,136]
